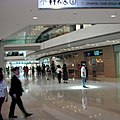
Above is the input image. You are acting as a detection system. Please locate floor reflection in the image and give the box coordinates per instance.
[3,76,120,120]
[82,89,87,109]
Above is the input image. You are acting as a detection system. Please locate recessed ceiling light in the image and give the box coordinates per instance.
[33,16,38,20]
[110,14,116,18]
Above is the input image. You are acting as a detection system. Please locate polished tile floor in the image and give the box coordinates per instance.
[2,76,120,120]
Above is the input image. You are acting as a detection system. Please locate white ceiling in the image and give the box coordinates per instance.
[0,0,120,39]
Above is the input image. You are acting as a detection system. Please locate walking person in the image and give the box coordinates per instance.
[56,65,62,83]
[51,61,56,79]
[9,67,33,118]
[36,65,41,77]
[32,66,35,76]
[42,63,46,76]
[0,68,8,120]
[62,64,68,83]
[46,65,50,80]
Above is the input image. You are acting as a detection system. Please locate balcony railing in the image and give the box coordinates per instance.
[4,24,94,45]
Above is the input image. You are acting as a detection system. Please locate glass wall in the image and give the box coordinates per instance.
[115,52,120,77]
[5,24,94,45]
[36,25,76,43]
[114,45,120,77]
[84,50,104,76]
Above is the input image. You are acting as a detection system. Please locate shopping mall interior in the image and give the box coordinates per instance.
[1,0,120,120]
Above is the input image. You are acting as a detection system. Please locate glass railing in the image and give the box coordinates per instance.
[4,36,38,45]
[4,25,49,45]
[35,24,94,43]
[35,25,76,43]
[4,24,94,45]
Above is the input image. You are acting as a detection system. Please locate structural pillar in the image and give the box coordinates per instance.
[0,40,5,69]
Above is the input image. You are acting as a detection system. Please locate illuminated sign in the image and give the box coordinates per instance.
[38,0,120,9]
[85,50,103,57]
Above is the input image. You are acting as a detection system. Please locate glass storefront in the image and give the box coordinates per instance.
[115,52,120,77]
[52,49,104,79]
[6,61,39,78]
[37,47,106,79]
[85,56,104,76]
[114,45,120,78]
[84,50,104,76]
[51,53,80,79]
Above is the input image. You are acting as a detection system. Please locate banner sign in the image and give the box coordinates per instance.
[38,0,120,9]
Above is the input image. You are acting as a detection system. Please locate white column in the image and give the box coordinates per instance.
[0,40,4,68]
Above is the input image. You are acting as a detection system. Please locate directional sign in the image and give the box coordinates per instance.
[38,0,120,9]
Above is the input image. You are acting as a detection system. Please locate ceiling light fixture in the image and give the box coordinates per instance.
[110,14,116,18]
[33,16,38,20]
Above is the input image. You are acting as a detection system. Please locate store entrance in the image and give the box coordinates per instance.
[85,56,104,77]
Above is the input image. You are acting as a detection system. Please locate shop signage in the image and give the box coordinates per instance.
[38,0,120,9]
[85,50,103,57]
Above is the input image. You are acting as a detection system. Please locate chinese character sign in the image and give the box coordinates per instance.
[38,0,120,9]
[38,0,78,9]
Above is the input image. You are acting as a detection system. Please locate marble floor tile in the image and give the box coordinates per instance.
[2,76,120,120]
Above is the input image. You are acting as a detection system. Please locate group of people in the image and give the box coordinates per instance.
[0,62,68,119]
[0,61,89,119]
[23,66,36,77]
[45,61,69,84]
[0,67,32,120]
[56,63,68,84]
[50,61,88,87]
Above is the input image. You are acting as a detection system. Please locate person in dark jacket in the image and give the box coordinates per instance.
[9,67,32,118]
[62,64,68,83]
[51,61,56,79]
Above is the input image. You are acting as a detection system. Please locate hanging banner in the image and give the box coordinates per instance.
[38,0,120,9]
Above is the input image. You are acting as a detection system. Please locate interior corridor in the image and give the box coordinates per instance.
[2,76,120,120]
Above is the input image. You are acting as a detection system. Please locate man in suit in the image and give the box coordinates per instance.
[9,67,32,118]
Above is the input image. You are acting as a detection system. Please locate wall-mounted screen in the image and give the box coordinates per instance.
[85,50,102,57]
